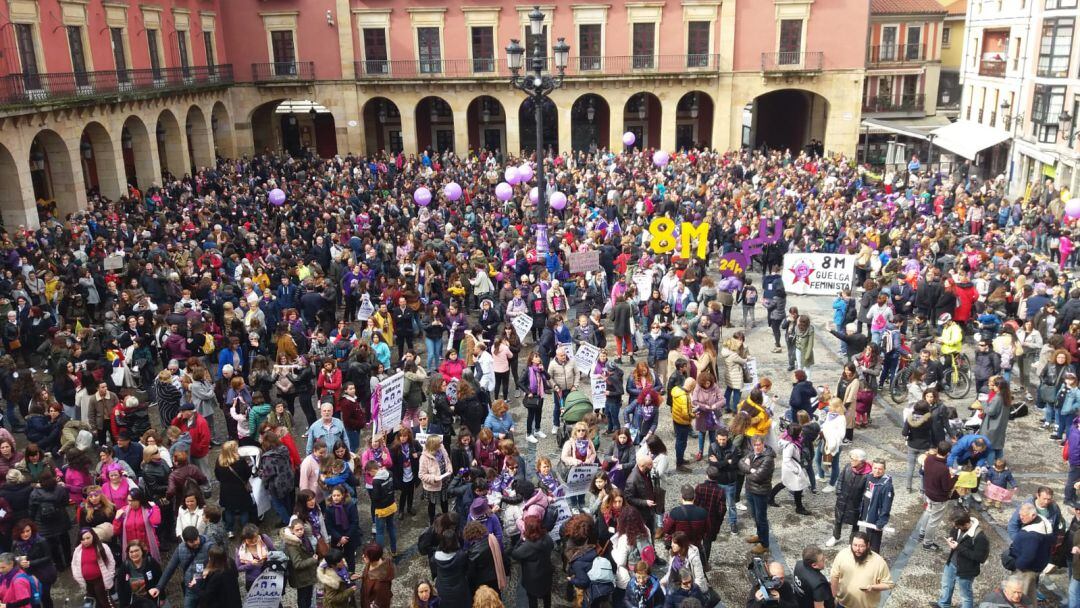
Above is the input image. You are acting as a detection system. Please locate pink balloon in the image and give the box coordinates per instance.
[495,182,514,201]
[550,191,567,211]
[504,166,521,185]
[1066,198,1080,219]
[444,182,462,201]
[518,164,534,182]
[413,187,432,207]
[622,131,636,147]
[529,187,539,203]
[269,188,286,206]
[653,150,670,167]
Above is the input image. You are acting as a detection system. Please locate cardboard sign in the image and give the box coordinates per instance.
[512,314,533,342]
[782,253,856,295]
[103,254,125,271]
[591,376,607,410]
[548,498,574,541]
[985,483,1016,503]
[376,371,405,433]
[564,463,602,497]
[568,250,601,273]
[357,294,375,321]
[745,357,759,390]
[244,569,286,608]
[446,378,459,404]
[575,343,601,375]
[535,224,549,254]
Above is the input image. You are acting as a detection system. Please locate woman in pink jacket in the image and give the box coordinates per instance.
[515,482,550,534]
[112,488,162,561]
[690,370,726,461]
[418,435,452,524]
[71,528,116,608]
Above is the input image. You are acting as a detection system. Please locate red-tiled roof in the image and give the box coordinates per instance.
[943,0,967,15]
[871,0,949,14]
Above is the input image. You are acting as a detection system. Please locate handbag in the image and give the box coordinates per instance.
[276,375,294,394]
[523,394,542,410]
[7,339,20,350]
[316,536,330,558]
[1038,383,1060,407]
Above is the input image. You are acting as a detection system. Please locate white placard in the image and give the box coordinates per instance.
[564,463,601,497]
[575,343,600,375]
[376,371,405,434]
[512,314,533,342]
[446,378,459,405]
[781,253,856,296]
[557,342,575,361]
[745,357,759,389]
[591,376,607,411]
[357,293,375,321]
[103,254,125,271]
[548,498,574,541]
[244,569,286,608]
[249,476,271,519]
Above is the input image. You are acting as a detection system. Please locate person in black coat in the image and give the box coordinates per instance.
[390,429,422,518]
[213,443,255,536]
[0,471,32,551]
[197,546,243,608]
[116,541,163,608]
[511,515,556,608]
[938,509,990,608]
[323,485,363,572]
[463,521,499,594]
[432,529,471,607]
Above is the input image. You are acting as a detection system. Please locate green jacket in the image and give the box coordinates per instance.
[281,527,319,589]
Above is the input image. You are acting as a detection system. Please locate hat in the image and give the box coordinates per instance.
[180,402,196,411]
[469,497,491,520]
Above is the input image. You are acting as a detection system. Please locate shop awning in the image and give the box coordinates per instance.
[929,120,1011,160]
[860,118,929,141]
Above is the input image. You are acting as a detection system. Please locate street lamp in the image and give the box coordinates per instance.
[1059,109,1079,144]
[1001,99,1024,191]
[506,5,569,222]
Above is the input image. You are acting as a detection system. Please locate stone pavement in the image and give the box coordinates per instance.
[45,290,1070,607]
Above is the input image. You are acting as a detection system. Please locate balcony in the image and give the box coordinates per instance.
[867,44,927,66]
[353,54,722,80]
[251,62,315,83]
[0,65,232,109]
[978,59,1007,77]
[761,51,824,74]
[862,93,925,114]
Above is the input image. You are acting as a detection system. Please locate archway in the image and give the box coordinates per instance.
[747,89,829,154]
[29,129,78,218]
[623,93,662,150]
[0,143,28,228]
[79,122,122,199]
[121,116,155,190]
[467,96,506,155]
[211,102,235,159]
[571,94,610,152]
[361,98,403,155]
[416,96,455,153]
[251,99,338,158]
[675,91,714,150]
[185,105,214,172]
[519,96,558,154]
[155,109,184,177]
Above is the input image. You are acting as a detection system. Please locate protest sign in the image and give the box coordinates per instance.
[512,314,533,342]
[357,294,375,321]
[548,499,574,541]
[446,378,458,404]
[575,343,601,375]
[591,376,607,410]
[782,253,856,296]
[104,254,125,271]
[568,250,601,273]
[376,371,405,433]
[564,464,601,497]
[244,568,286,608]
[744,357,759,390]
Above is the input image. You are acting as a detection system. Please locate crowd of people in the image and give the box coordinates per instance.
[0,141,1073,608]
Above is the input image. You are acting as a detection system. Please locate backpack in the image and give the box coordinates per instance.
[201,333,215,355]
[541,503,560,531]
[15,572,42,607]
[843,298,857,326]
[744,287,759,305]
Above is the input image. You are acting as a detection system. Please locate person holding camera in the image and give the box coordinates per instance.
[747,559,797,608]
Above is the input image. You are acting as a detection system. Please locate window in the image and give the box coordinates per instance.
[67,26,89,87]
[363,28,388,74]
[779,19,803,63]
[979,30,1008,76]
[632,22,655,69]
[525,25,547,71]
[1070,96,1080,146]
[1038,18,1073,77]
[203,31,216,74]
[418,27,441,74]
[177,30,190,77]
[111,28,128,82]
[942,27,951,48]
[270,30,296,74]
[579,24,601,70]
[906,26,922,59]
[1047,0,1078,8]
[15,23,40,90]
[1033,84,1065,142]
[687,21,710,67]
[147,29,163,79]
[878,26,897,61]
[471,26,494,72]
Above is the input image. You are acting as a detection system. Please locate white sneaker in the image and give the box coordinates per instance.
[535,430,547,439]
[825,536,838,548]
[971,493,983,503]
[527,434,539,444]
[552,426,560,435]
[736,503,748,512]
[823,484,836,493]
[816,476,826,482]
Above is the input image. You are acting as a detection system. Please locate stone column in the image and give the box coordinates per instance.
[556,99,572,155]
[95,132,127,201]
[400,109,419,155]
[454,108,470,157]
[660,93,678,152]
[609,97,624,153]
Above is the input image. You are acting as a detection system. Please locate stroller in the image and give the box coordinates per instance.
[556,390,596,446]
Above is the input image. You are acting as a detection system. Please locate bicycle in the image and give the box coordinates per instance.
[940,351,972,399]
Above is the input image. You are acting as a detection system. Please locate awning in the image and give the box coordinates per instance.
[860,118,929,141]
[1014,139,1057,165]
[929,120,1011,160]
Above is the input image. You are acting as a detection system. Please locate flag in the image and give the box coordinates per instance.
[611,218,622,234]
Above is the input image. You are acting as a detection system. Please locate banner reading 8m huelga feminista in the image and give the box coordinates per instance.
[781,253,856,296]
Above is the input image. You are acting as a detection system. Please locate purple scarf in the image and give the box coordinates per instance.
[528,366,546,397]
[328,503,349,530]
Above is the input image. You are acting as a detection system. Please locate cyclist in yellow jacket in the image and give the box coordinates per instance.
[938,313,964,356]
[671,377,695,470]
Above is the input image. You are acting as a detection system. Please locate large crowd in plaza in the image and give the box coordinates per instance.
[0,139,1074,608]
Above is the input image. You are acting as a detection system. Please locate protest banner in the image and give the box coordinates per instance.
[568,250,601,273]
[512,314,533,342]
[564,464,601,497]
[357,294,375,321]
[575,343,601,375]
[782,253,856,296]
[591,376,607,410]
[376,371,405,433]
[548,499,574,541]
[103,254,125,271]
[244,568,286,608]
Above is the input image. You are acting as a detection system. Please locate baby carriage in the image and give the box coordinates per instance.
[556,390,596,446]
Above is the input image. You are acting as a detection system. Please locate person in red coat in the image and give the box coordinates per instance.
[952,274,980,325]
[171,403,211,475]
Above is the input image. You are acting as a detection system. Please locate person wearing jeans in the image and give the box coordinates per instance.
[738,437,775,555]
[708,429,741,533]
[937,510,989,608]
[521,352,549,443]
[670,377,694,468]
[367,460,398,556]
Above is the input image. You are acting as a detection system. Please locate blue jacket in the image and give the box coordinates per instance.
[859,473,894,528]
[306,417,350,454]
[832,298,847,326]
[1068,423,1080,467]
[483,411,514,437]
[1008,515,1054,572]
[643,332,674,364]
[1007,496,1063,539]
[1062,386,1080,417]
[276,283,298,311]
[787,381,818,419]
[217,348,241,377]
[947,434,992,468]
[624,574,663,608]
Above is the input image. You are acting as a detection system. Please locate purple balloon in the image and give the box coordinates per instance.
[529,187,539,203]
[622,131,636,147]
[653,150,670,167]
[268,188,286,206]
[414,187,432,207]
[504,166,521,185]
[1067,197,1080,219]
[444,182,462,201]
[518,164,533,182]
[495,182,514,201]
[550,191,567,211]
